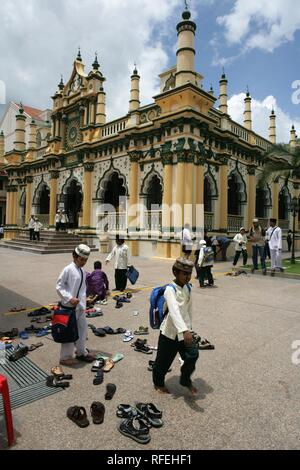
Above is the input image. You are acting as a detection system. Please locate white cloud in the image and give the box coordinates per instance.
[0,0,184,121]
[228,93,300,143]
[217,0,300,53]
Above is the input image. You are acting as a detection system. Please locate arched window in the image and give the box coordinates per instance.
[146,175,162,210]
[38,185,50,214]
[228,171,247,216]
[256,186,271,219]
[279,186,290,220]
[204,176,213,212]
[104,172,127,210]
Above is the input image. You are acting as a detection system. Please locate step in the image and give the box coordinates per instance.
[1,243,98,255]
[9,239,83,247]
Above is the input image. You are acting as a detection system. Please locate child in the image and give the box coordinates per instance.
[152,257,199,396]
[287,230,293,252]
[56,244,95,366]
[232,227,248,269]
[86,261,109,301]
[197,240,214,288]
[33,217,43,242]
[28,214,35,240]
[105,235,130,291]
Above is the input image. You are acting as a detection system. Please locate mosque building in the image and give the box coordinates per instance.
[0,6,299,258]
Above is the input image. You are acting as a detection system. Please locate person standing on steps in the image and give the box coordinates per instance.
[105,235,130,292]
[153,258,199,396]
[28,214,35,241]
[56,244,95,366]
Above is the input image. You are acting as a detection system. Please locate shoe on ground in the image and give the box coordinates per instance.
[59,358,79,366]
[134,343,153,354]
[118,417,151,444]
[8,346,29,362]
[76,353,95,363]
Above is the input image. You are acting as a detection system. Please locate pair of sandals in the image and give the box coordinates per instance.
[67,402,105,427]
[47,366,73,388]
[134,326,149,335]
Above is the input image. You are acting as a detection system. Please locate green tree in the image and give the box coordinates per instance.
[259,144,300,187]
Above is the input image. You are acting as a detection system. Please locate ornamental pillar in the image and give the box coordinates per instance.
[195,154,205,234]
[219,156,229,231]
[25,176,33,224]
[10,186,18,225]
[161,149,173,235]
[247,166,256,229]
[82,163,94,228]
[49,171,59,226]
[127,152,141,255]
[272,178,279,220]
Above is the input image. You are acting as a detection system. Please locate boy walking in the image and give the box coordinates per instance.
[153,258,199,396]
[105,235,130,291]
[232,228,248,269]
[56,244,95,366]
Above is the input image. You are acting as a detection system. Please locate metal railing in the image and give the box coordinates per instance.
[228,215,244,232]
[204,213,214,231]
[143,211,162,231]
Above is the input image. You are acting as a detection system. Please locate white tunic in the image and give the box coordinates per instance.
[181,228,193,249]
[266,226,282,250]
[233,233,248,252]
[28,218,35,229]
[160,282,192,341]
[56,261,87,310]
[106,244,130,269]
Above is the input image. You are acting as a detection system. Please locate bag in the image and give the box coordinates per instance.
[149,283,191,329]
[52,267,83,343]
[203,246,214,264]
[126,266,139,285]
[51,307,79,343]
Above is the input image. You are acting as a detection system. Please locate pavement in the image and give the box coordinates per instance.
[0,246,300,450]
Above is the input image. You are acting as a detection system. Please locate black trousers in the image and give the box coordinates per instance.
[115,269,127,291]
[153,333,199,388]
[29,228,34,240]
[233,250,248,266]
[198,266,214,286]
[34,232,40,241]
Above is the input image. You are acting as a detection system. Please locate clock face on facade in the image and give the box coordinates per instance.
[66,120,81,149]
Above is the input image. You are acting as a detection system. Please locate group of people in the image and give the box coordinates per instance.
[232,218,284,276]
[28,215,43,241]
[56,240,199,396]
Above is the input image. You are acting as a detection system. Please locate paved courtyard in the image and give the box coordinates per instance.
[0,246,300,450]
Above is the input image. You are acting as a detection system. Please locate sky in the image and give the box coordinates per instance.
[0,0,300,143]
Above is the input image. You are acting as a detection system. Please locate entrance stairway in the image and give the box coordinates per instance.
[1,231,97,255]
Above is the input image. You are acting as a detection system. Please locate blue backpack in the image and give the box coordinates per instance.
[149,283,191,329]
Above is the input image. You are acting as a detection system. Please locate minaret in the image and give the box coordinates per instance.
[0,131,5,163]
[94,54,106,125]
[219,70,228,114]
[290,125,296,149]
[76,47,82,62]
[14,103,27,152]
[175,6,197,87]
[269,109,276,144]
[243,88,252,131]
[129,65,140,113]
[209,84,214,96]
[28,120,37,150]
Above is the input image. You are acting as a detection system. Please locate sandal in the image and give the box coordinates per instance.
[102,326,115,335]
[91,358,105,372]
[93,369,104,385]
[116,404,138,419]
[46,376,70,388]
[135,402,163,428]
[90,402,105,424]
[134,326,149,335]
[123,330,134,342]
[105,383,116,400]
[67,406,89,428]
[111,353,124,364]
[118,417,151,444]
[103,359,114,372]
[51,366,64,377]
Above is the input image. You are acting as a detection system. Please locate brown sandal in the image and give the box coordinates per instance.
[51,365,64,377]
[90,402,105,424]
[67,406,89,428]
[103,359,114,372]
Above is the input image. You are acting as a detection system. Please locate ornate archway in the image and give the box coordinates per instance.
[256,184,272,218]
[61,177,83,228]
[204,170,218,213]
[33,181,50,215]
[279,185,291,220]
[97,168,128,211]
[228,170,247,216]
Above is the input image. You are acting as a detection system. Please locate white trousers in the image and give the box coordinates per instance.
[60,307,88,360]
[270,249,282,270]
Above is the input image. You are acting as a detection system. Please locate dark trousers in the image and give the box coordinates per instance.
[221,241,230,261]
[34,232,40,241]
[252,245,266,270]
[115,269,127,291]
[287,241,292,252]
[198,266,213,286]
[55,223,60,232]
[153,333,199,388]
[29,228,34,240]
[233,250,248,266]
[264,242,271,260]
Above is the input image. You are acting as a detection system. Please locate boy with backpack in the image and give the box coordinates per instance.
[152,258,199,396]
[197,240,214,288]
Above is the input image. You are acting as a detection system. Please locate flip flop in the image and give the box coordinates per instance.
[105,383,116,400]
[123,330,133,342]
[51,365,64,377]
[93,369,104,385]
[67,406,89,428]
[19,331,29,340]
[103,359,115,372]
[111,353,124,364]
[90,402,105,424]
